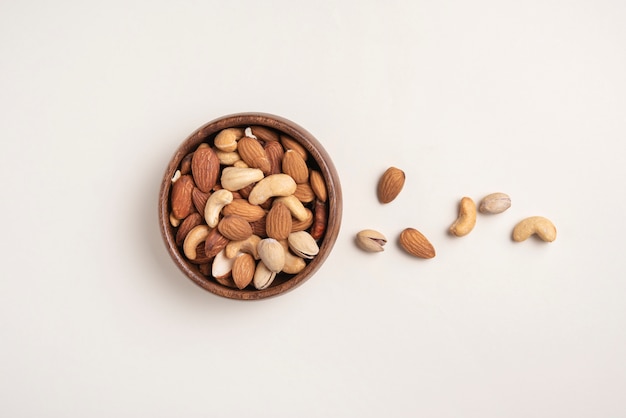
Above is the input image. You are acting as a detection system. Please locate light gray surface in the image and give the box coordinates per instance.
[1,1,625,416]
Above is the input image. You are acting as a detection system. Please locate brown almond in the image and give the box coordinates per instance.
[266,202,292,240]
[250,217,267,238]
[170,174,195,219]
[204,228,229,259]
[180,152,194,175]
[222,198,266,222]
[377,167,405,204]
[294,183,315,203]
[290,208,314,232]
[309,170,327,202]
[232,253,256,289]
[237,136,271,174]
[191,187,210,215]
[264,140,285,175]
[399,228,435,259]
[280,134,308,161]
[175,212,203,246]
[191,146,220,193]
[282,150,309,184]
[217,215,253,241]
[251,125,280,142]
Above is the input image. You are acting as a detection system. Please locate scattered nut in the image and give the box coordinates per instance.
[449,197,477,237]
[512,216,557,242]
[399,228,436,259]
[479,193,511,214]
[377,167,405,204]
[355,229,387,252]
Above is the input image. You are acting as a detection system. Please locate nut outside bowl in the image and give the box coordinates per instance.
[158,113,342,300]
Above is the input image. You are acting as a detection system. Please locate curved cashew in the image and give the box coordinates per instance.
[216,150,242,166]
[449,197,477,237]
[274,195,309,221]
[183,225,210,260]
[248,174,297,205]
[220,167,264,191]
[225,234,262,259]
[513,216,557,242]
[204,189,234,228]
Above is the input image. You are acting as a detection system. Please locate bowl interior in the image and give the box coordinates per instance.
[158,113,342,300]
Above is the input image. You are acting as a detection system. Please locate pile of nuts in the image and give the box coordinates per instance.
[168,126,328,290]
[356,167,557,257]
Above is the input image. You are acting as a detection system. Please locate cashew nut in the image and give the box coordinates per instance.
[274,195,309,221]
[449,197,477,237]
[182,225,210,260]
[225,234,262,259]
[214,127,243,152]
[248,174,297,205]
[216,150,242,166]
[220,167,264,191]
[512,216,557,242]
[204,189,234,228]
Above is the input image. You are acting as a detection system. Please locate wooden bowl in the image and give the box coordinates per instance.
[158,113,342,300]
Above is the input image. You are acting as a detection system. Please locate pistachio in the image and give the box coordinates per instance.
[287,231,319,259]
[253,261,277,290]
[257,238,285,273]
[355,229,387,252]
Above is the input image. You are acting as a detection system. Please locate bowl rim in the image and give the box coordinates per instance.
[158,112,342,300]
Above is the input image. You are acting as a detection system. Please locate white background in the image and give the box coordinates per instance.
[1,0,625,417]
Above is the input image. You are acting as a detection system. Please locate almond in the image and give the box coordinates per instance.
[250,217,267,238]
[309,170,327,202]
[170,174,195,219]
[251,125,279,142]
[180,152,194,175]
[191,187,210,215]
[217,215,253,241]
[237,136,271,174]
[204,228,229,259]
[175,212,203,246]
[293,183,315,203]
[232,253,256,289]
[264,140,284,175]
[280,134,308,161]
[399,228,435,259]
[265,202,292,240]
[377,167,405,204]
[282,150,309,184]
[222,198,266,222]
[290,208,314,232]
[191,146,220,193]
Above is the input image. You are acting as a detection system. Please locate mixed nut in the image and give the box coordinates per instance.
[168,126,328,290]
[357,168,557,259]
